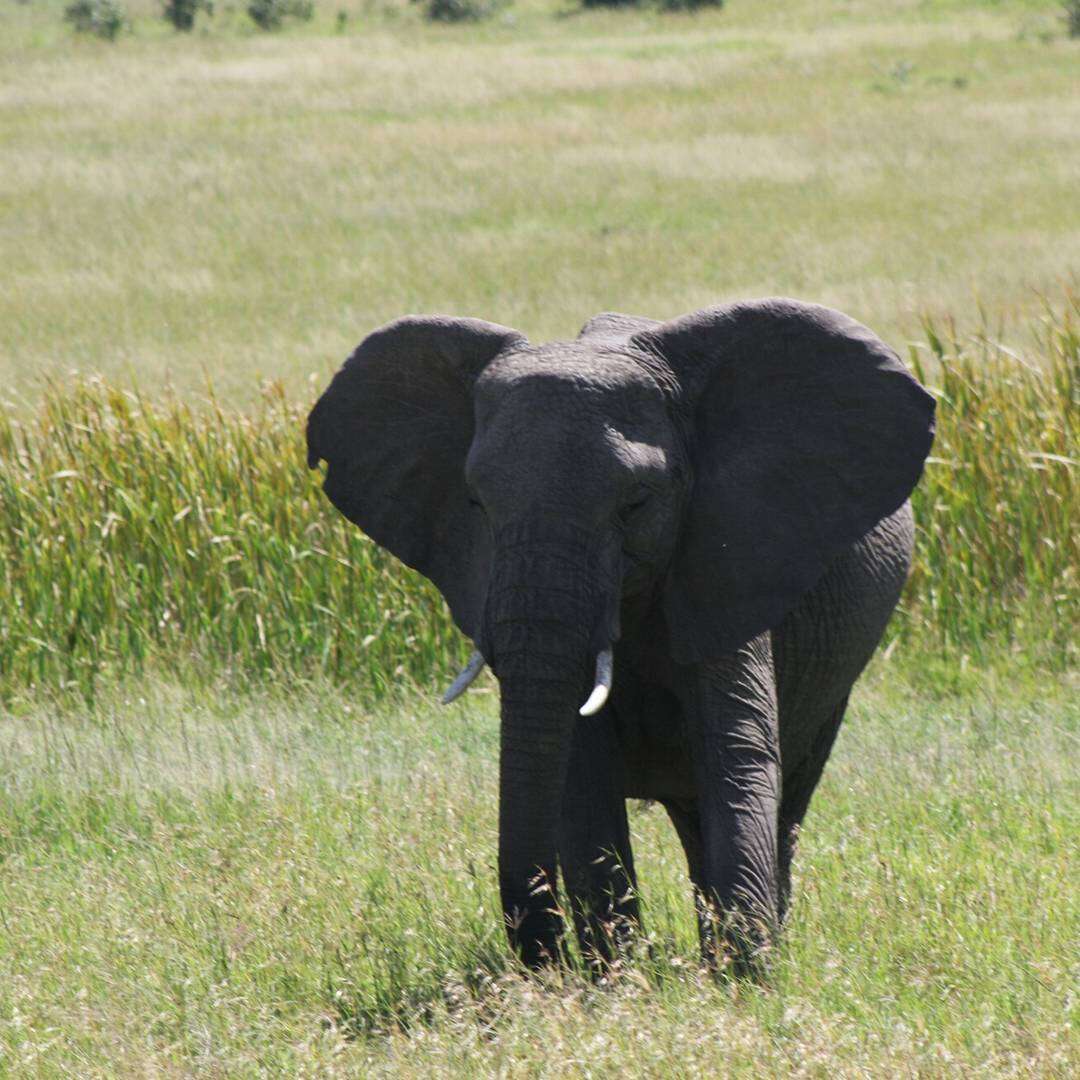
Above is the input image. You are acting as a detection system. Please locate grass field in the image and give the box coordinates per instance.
[2,0,1078,1074]
[1,678,1076,1074]
[2,0,1079,402]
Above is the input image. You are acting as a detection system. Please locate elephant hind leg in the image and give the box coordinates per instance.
[778,695,849,925]
[661,798,716,962]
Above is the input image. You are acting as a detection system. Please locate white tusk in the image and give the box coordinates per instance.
[441,650,486,704]
[579,647,614,717]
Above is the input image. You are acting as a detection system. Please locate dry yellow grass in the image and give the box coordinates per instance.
[2,1,1078,403]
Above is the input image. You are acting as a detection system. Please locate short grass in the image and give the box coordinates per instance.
[2,0,1079,402]
[0,675,1075,1074]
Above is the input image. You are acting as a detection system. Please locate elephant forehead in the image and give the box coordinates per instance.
[476,345,657,414]
[482,343,650,387]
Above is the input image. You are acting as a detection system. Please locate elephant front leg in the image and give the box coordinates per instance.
[558,711,639,972]
[690,634,781,977]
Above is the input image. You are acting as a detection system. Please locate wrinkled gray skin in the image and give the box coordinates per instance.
[306,298,936,975]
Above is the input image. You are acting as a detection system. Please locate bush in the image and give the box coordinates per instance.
[582,0,722,8]
[655,0,722,9]
[63,0,127,39]
[1064,1,1080,37]
[422,0,504,22]
[247,0,314,30]
[162,0,213,30]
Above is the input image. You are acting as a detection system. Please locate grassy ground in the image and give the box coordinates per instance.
[0,674,1076,1075]
[2,0,1078,1073]
[2,0,1078,402]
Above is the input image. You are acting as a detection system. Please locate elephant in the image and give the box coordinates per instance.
[306,298,935,975]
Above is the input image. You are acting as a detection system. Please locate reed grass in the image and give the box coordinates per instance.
[0,379,462,699]
[905,290,1077,668]
[1,293,1075,701]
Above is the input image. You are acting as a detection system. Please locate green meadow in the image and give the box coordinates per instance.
[2,0,1079,401]
[1,680,1075,1074]
[1,0,1077,1073]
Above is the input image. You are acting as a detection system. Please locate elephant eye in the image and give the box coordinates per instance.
[621,493,649,521]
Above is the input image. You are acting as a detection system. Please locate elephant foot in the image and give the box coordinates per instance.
[501,872,568,970]
[695,896,775,982]
[573,910,643,980]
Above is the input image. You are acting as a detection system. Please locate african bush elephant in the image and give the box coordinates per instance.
[306,298,935,974]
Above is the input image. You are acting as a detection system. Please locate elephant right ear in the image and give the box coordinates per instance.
[306,316,527,643]
[631,299,935,664]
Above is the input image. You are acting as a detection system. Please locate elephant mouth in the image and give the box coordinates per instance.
[442,646,612,717]
[621,551,660,598]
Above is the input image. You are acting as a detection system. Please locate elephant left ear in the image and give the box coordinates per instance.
[306,316,527,645]
[631,298,936,664]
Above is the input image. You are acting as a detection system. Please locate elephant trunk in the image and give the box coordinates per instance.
[496,654,584,966]
[484,523,607,966]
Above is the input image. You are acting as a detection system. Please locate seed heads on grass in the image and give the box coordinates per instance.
[0,293,1075,703]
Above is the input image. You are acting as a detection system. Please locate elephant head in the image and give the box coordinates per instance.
[306,299,935,966]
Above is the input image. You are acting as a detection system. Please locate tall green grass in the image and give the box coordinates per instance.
[0,381,462,699]
[1,294,1075,701]
[905,291,1077,667]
